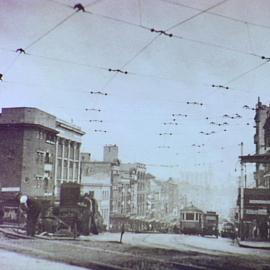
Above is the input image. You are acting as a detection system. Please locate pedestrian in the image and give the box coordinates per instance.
[79,193,92,235]
[231,229,236,245]
[120,223,125,243]
[19,195,41,236]
[89,192,98,235]
[0,206,4,224]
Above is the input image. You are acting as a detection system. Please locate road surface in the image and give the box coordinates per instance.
[0,232,269,269]
[90,232,270,257]
[0,249,90,270]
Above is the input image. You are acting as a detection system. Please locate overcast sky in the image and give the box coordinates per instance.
[1,0,270,186]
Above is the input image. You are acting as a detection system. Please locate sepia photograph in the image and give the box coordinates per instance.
[0,0,270,269]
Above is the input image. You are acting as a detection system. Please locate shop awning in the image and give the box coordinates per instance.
[240,153,270,164]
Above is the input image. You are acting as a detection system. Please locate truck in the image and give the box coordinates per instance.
[201,211,219,238]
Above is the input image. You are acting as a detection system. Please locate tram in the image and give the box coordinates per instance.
[180,205,204,234]
[180,206,219,237]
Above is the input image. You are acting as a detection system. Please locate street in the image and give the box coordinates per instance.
[0,249,90,270]
[1,1,270,270]
[90,232,270,257]
[0,232,269,270]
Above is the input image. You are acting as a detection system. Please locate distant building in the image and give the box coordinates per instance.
[81,146,151,229]
[254,98,270,187]
[147,175,162,219]
[80,154,119,229]
[81,172,111,229]
[161,178,179,219]
[119,163,147,217]
[0,107,85,198]
[103,144,118,163]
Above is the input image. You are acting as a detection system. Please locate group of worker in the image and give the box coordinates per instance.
[16,192,100,237]
[79,192,99,236]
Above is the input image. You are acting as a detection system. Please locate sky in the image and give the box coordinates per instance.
[1,0,270,191]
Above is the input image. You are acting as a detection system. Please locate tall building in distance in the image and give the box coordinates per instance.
[103,144,119,163]
[254,98,270,187]
[0,107,85,198]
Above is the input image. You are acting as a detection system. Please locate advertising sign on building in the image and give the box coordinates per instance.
[242,188,270,221]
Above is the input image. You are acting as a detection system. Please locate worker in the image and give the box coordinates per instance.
[89,192,98,235]
[80,194,92,235]
[19,195,41,236]
[120,223,125,243]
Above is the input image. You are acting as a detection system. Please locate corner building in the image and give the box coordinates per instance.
[0,107,84,198]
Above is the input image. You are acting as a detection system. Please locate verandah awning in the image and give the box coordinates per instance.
[240,153,270,164]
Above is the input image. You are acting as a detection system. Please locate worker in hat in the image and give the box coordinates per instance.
[19,195,41,236]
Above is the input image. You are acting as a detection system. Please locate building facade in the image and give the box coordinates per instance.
[0,107,84,198]
[80,153,118,229]
[254,98,270,187]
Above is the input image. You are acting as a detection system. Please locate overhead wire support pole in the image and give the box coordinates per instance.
[239,142,245,240]
[240,142,244,188]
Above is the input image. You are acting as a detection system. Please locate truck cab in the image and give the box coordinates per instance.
[202,211,219,238]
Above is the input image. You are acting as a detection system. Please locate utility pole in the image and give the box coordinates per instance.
[240,142,244,188]
[240,142,245,240]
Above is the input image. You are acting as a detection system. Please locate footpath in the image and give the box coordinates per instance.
[238,239,270,249]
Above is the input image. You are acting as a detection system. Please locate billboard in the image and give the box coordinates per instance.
[242,188,270,221]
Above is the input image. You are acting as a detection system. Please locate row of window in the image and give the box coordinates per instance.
[57,159,79,180]
[101,208,109,221]
[37,130,56,144]
[57,141,80,159]
[102,190,109,200]
[182,212,201,221]
[36,151,53,164]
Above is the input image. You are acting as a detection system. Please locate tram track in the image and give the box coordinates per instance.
[0,229,208,270]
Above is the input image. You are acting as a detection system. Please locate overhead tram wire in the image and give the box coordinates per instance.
[226,59,270,85]
[44,1,261,61]
[24,53,108,72]
[165,0,229,32]
[160,0,270,32]
[97,0,230,90]
[0,7,78,79]
[0,45,258,95]
[246,22,255,55]
[25,11,77,51]
[46,0,147,30]
[172,34,260,58]
[138,0,143,26]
